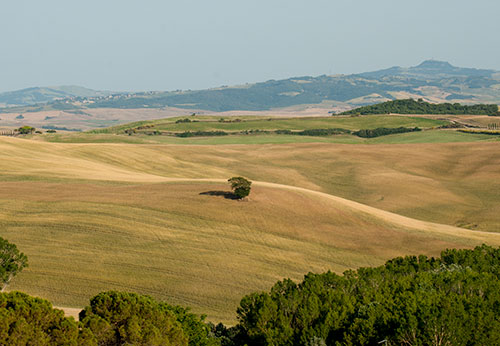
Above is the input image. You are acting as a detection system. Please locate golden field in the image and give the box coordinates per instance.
[0,133,499,322]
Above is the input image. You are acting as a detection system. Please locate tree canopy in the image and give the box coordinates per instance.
[0,236,28,291]
[341,99,499,116]
[80,291,187,346]
[228,177,252,199]
[0,291,95,345]
[17,126,36,134]
[353,126,421,138]
[80,291,219,346]
[234,245,500,345]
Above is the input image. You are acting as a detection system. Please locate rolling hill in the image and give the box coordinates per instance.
[1,60,499,118]
[52,60,500,112]
[1,133,500,323]
[0,86,110,108]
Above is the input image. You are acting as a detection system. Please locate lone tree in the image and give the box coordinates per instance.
[17,126,35,135]
[0,236,28,291]
[228,177,252,199]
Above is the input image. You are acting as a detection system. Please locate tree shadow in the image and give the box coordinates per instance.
[199,191,239,200]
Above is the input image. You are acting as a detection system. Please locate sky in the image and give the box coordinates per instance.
[0,0,499,93]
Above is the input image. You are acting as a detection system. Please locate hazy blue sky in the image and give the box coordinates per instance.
[1,0,499,92]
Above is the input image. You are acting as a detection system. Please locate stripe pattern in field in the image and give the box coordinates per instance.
[2,181,500,323]
[1,136,500,322]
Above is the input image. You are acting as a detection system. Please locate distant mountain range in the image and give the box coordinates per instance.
[0,86,111,108]
[1,60,499,113]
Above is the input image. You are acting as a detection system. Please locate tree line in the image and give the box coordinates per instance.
[353,127,421,138]
[232,244,500,345]
[145,127,418,138]
[2,235,500,345]
[341,99,499,116]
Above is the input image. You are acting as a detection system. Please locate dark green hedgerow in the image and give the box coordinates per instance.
[353,126,421,138]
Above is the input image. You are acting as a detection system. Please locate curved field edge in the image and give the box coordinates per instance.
[1,136,500,322]
[1,136,499,231]
[2,180,500,323]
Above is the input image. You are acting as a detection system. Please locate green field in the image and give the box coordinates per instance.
[94,115,448,134]
[37,129,496,145]
[33,114,498,146]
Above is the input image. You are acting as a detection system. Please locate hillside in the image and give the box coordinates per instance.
[1,135,500,322]
[58,60,500,112]
[56,60,500,112]
[91,114,446,136]
[342,98,500,116]
[1,60,499,120]
[0,86,110,108]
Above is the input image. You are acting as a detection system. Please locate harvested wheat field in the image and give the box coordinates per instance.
[1,136,500,322]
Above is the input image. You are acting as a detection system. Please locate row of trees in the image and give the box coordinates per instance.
[131,127,425,139]
[176,130,229,137]
[275,128,350,136]
[341,99,499,116]
[353,127,421,138]
[175,129,351,137]
[5,126,55,135]
[3,234,500,345]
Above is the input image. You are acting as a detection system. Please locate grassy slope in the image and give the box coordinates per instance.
[1,136,500,323]
[95,115,447,134]
[36,114,495,145]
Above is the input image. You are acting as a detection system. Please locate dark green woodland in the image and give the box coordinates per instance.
[341,99,499,116]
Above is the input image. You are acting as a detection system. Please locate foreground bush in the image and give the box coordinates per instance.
[80,291,187,345]
[235,245,500,345]
[0,292,95,345]
[80,291,218,346]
